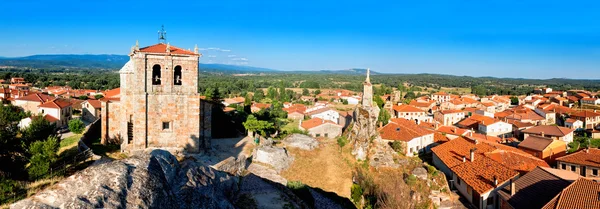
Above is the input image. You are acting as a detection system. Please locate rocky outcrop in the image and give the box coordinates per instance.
[12,149,354,209]
[11,149,238,209]
[253,146,294,172]
[283,134,319,151]
[349,106,379,160]
[369,138,399,168]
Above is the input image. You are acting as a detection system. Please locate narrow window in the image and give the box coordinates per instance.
[571,165,576,172]
[162,122,170,130]
[174,65,182,86]
[593,169,598,176]
[152,64,161,85]
[561,163,566,170]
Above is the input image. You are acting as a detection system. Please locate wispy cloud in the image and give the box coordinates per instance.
[228,55,237,57]
[207,55,217,58]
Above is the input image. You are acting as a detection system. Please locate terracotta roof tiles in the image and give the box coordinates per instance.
[542,178,600,209]
[301,118,339,130]
[522,125,574,137]
[555,148,600,168]
[139,43,197,55]
[379,118,433,142]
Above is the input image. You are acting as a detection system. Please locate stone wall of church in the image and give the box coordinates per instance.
[119,51,207,153]
[100,100,121,143]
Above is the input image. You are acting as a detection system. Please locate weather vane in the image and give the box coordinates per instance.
[158,25,167,43]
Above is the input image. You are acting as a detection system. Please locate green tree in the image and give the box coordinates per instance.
[94,94,104,100]
[243,115,274,137]
[254,90,265,101]
[337,136,348,151]
[377,109,391,126]
[78,95,88,100]
[314,89,321,95]
[68,119,85,134]
[404,91,416,100]
[302,88,309,96]
[374,96,385,108]
[510,96,519,105]
[21,115,56,151]
[27,136,59,180]
[267,86,278,99]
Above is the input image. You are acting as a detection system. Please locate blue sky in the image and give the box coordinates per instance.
[0,0,599,79]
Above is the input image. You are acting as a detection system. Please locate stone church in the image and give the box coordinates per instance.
[101,39,212,153]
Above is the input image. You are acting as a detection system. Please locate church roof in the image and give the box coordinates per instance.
[139,43,197,55]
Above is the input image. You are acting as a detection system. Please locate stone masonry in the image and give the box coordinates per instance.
[102,42,211,153]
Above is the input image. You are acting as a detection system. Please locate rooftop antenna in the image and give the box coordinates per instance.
[158,25,167,43]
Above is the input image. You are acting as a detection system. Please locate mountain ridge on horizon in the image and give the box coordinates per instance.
[0,54,597,80]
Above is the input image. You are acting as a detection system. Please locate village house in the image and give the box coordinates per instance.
[338,110,353,130]
[506,119,535,139]
[13,93,55,113]
[499,107,547,125]
[556,148,600,179]
[299,117,342,138]
[392,104,432,124]
[250,103,272,113]
[478,119,513,137]
[569,110,600,129]
[517,135,567,165]
[564,118,583,130]
[10,77,25,84]
[222,97,245,107]
[38,98,73,127]
[534,107,556,125]
[439,99,465,110]
[305,107,340,124]
[431,92,452,104]
[379,118,434,156]
[522,125,574,143]
[408,100,436,112]
[477,102,496,113]
[431,136,548,209]
[282,103,307,120]
[497,166,579,209]
[436,126,471,140]
[538,178,600,209]
[81,99,102,122]
[434,109,465,126]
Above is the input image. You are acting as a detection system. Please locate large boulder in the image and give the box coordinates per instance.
[283,134,319,151]
[11,149,238,209]
[253,146,294,172]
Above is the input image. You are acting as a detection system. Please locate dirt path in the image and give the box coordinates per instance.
[280,138,353,198]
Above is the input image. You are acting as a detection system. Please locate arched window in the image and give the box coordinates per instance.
[152,64,161,85]
[174,65,182,85]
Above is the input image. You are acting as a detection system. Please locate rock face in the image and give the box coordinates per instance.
[12,150,355,209]
[11,149,237,209]
[369,138,399,168]
[349,107,379,160]
[253,146,294,172]
[283,134,319,151]
[412,167,428,180]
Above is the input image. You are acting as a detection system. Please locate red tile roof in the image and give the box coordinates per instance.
[86,100,102,109]
[498,167,574,209]
[409,100,435,108]
[433,132,449,143]
[437,126,469,136]
[570,110,600,118]
[15,93,54,103]
[43,114,59,123]
[432,137,548,194]
[252,103,272,109]
[542,178,600,209]
[301,118,339,130]
[103,88,120,98]
[139,43,197,55]
[39,98,72,109]
[379,118,433,142]
[440,109,464,114]
[522,125,574,137]
[555,148,600,168]
[392,104,425,113]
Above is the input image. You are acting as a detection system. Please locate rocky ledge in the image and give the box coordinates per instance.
[11,149,353,209]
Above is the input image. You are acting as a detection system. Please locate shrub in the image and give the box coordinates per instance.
[337,136,348,149]
[405,175,417,186]
[390,141,403,153]
[351,184,363,204]
[0,177,24,204]
[68,119,85,134]
[27,136,60,180]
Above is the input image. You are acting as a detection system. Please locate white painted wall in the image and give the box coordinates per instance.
[310,109,340,124]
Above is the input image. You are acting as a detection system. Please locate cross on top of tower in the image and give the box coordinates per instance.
[365,68,371,83]
[158,25,167,43]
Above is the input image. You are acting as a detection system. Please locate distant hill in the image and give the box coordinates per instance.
[0,54,129,69]
[0,54,380,75]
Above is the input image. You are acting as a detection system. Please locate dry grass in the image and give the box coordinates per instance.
[280,138,354,198]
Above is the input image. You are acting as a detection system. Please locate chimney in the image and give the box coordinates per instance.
[510,179,516,196]
[494,176,498,186]
[469,149,475,162]
[379,121,383,128]
[435,122,439,129]
[462,156,466,162]
[541,131,545,137]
